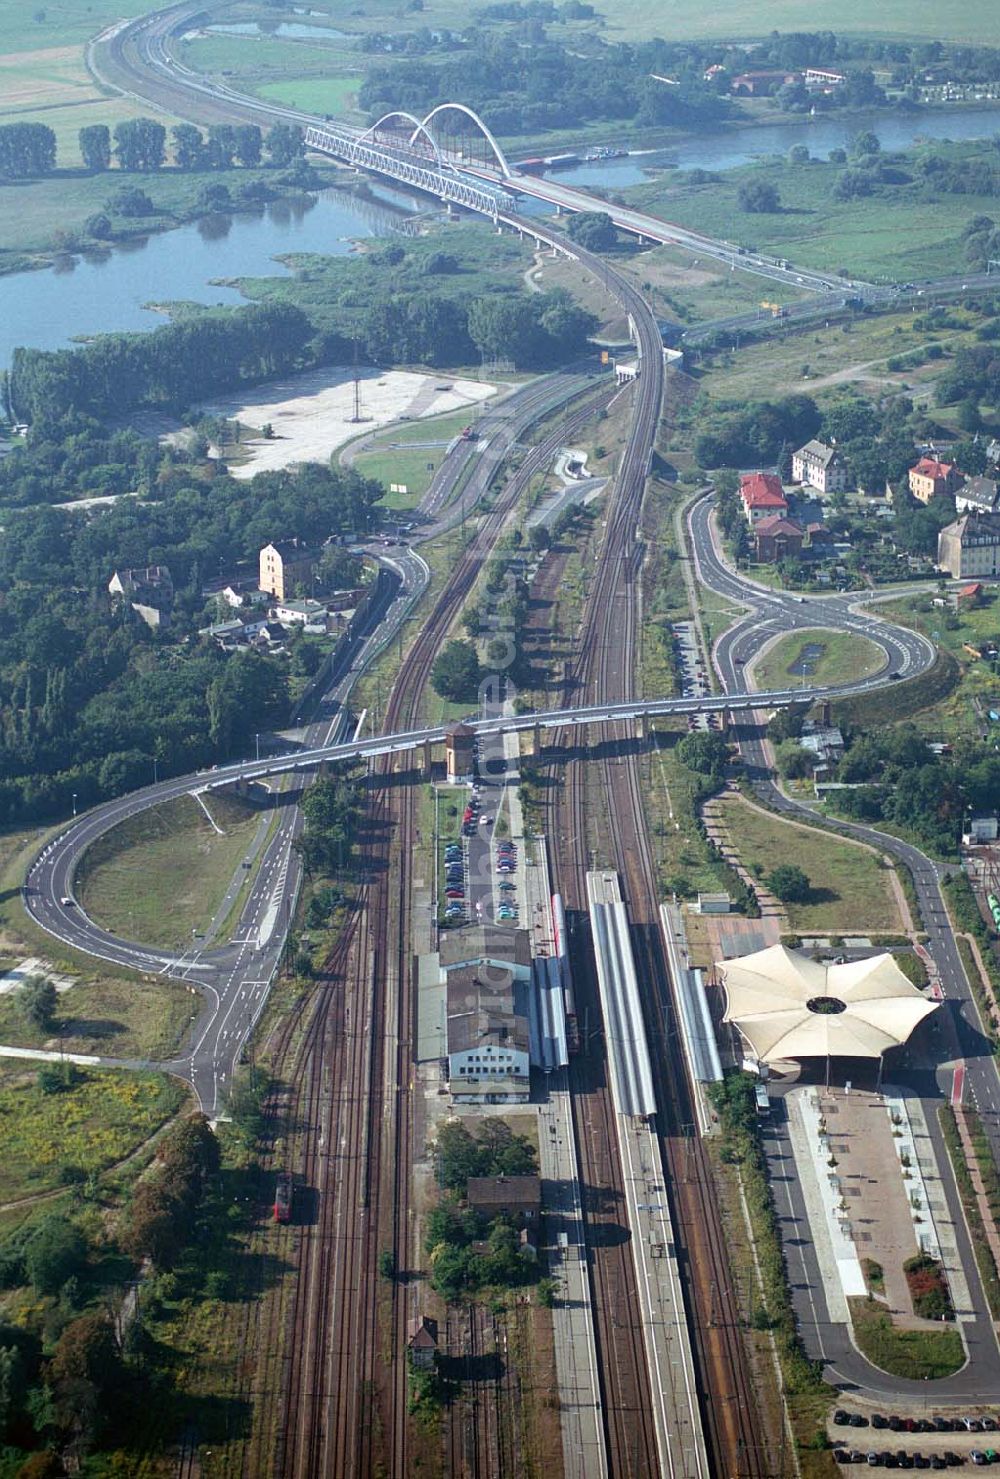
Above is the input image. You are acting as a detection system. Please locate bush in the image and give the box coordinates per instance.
[766,864,811,902]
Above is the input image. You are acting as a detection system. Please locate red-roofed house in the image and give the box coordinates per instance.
[909,457,961,505]
[740,472,788,525]
[755,516,804,563]
[957,581,983,605]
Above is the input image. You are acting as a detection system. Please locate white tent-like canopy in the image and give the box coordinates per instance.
[719,944,938,1063]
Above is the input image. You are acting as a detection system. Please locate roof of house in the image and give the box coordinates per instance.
[958,582,984,598]
[795,439,840,468]
[959,475,999,506]
[438,925,531,970]
[466,1175,541,1209]
[260,539,317,562]
[407,1315,438,1350]
[445,721,475,739]
[446,964,530,1055]
[942,512,1000,543]
[755,516,803,537]
[740,472,787,508]
[911,456,955,480]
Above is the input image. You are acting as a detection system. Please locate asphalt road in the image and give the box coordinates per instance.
[687,492,1000,1398]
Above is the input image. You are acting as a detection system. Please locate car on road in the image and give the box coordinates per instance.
[60,896,74,906]
[479,815,494,825]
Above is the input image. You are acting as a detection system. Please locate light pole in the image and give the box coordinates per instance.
[71,792,77,817]
[255,732,260,763]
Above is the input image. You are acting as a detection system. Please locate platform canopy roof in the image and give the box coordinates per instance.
[719,944,937,1063]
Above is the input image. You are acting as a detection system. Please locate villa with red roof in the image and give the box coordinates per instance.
[739,472,788,525]
[908,456,960,505]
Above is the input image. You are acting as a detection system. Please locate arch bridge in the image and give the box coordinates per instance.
[304,102,515,222]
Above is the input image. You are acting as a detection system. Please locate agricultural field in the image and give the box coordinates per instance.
[624,150,1000,282]
[76,791,268,950]
[0,1061,185,1202]
[753,628,886,689]
[716,792,903,932]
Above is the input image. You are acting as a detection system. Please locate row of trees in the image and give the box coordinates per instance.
[0,118,305,179]
[296,770,364,875]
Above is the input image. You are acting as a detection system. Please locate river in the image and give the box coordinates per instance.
[0,184,416,370]
[2,103,1000,369]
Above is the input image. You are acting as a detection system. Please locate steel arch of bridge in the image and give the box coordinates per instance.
[418,102,512,178]
[302,120,509,221]
[358,109,445,169]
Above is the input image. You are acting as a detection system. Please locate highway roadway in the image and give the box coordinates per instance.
[686,492,1000,1399]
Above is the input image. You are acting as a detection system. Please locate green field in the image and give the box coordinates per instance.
[0,972,195,1059]
[717,793,902,932]
[77,792,266,950]
[256,75,364,118]
[349,408,489,506]
[625,152,1000,281]
[695,304,989,404]
[754,628,886,689]
[0,1062,185,1202]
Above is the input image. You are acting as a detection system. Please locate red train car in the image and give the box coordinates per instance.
[274,1172,293,1224]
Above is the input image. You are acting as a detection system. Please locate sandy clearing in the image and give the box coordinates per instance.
[196,365,498,480]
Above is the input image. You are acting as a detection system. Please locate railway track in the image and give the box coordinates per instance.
[230,374,612,1475]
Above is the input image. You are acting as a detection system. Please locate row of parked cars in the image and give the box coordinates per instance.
[495,842,517,921]
[836,1451,968,1469]
[836,1415,1000,1435]
[444,841,467,921]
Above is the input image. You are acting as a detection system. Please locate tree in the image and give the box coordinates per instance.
[83,212,113,240]
[47,1310,120,1448]
[24,1215,87,1295]
[737,179,780,213]
[431,639,481,703]
[0,123,56,178]
[677,729,729,778]
[20,974,56,1031]
[565,210,617,250]
[113,118,166,172]
[234,124,263,168]
[766,863,811,902]
[850,129,881,157]
[78,124,111,172]
[171,123,204,170]
[106,184,155,218]
[266,124,304,167]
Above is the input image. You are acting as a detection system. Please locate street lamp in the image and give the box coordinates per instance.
[71,792,77,817]
[255,732,260,763]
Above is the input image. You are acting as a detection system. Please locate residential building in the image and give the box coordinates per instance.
[937,512,1000,578]
[259,540,318,601]
[407,1316,439,1371]
[273,597,328,629]
[908,457,961,505]
[108,565,174,631]
[754,515,804,563]
[955,476,999,515]
[792,439,849,494]
[799,722,846,765]
[739,472,788,525]
[466,1175,542,1224]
